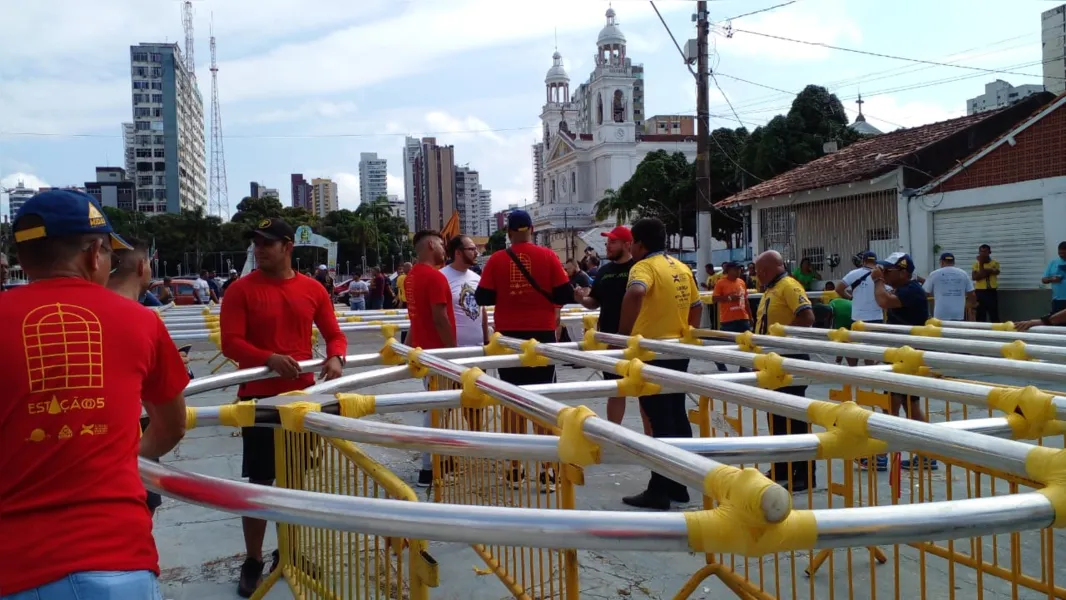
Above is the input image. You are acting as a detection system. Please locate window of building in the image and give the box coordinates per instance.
[136,135,151,145]
[134,107,151,117]
[154,189,167,199]
[154,162,166,172]
[153,135,164,145]
[150,68,162,78]
[151,94,163,103]
[134,81,149,90]
[132,52,148,62]
[151,81,163,90]
[149,53,162,62]
[135,121,150,131]
[153,149,165,158]
[152,108,163,117]
[133,93,146,104]
[801,247,826,271]
[138,176,153,186]
[155,175,166,186]
[136,149,152,158]
[137,189,153,201]
[571,172,576,196]
[150,121,164,131]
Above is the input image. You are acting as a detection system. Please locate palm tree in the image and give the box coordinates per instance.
[349,216,378,271]
[594,188,634,226]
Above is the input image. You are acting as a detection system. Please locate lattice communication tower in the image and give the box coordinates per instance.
[208,25,229,220]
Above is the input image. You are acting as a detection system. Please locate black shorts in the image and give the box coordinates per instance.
[497,330,557,387]
[240,396,277,483]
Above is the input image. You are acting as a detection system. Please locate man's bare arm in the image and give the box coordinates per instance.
[141,393,187,459]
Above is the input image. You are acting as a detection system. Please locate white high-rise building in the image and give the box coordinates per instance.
[965,79,1045,115]
[1045,4,1066,95]
[454,166,480,236]
[311,177,339,218]
[122,123,136,178]
[477,188,493,236]
[358,152,388,206]
[401,137,421,230]
[7,180,36,222]
[128,43,206,214]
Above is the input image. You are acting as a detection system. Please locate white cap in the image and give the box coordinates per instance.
[318,264,328,270]
[229,269,237,274]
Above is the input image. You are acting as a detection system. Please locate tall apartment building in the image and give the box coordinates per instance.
[358,152,388,206]
[412,137,456,231]
[310,177,339,218]
[644,115,695,135]
[122,123,136,177]
[250,181,266,199]
[128,43,206,214]
[86,167,135,210]
[966,79,1045,115]
[477,188,493,236]
[401,136,421,230]
[290,174,312,210]
[7,181,36,222]
[1045,4,1066,95]
[454,166,480,236]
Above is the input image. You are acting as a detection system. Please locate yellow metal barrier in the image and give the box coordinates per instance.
[428,374,580,600]
[258,427,438,600]
[679,387,1066,600]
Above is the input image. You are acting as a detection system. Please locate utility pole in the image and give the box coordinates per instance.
[695,1,711,227]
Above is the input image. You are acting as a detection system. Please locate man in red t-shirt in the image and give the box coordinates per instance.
[0,190,188,598]
[404,229,457,486]
[219,217,349,597]
[475,210,573,490]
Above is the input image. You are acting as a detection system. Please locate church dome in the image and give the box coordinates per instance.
[545,51,569,84]
[597,7,626,47]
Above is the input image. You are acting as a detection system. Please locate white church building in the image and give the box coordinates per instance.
[531,7,698,258]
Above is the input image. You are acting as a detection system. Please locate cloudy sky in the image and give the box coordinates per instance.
[0,0,1059,218]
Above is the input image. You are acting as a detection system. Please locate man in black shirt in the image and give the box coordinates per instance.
[581,226,649,433]
[872,252,935,469]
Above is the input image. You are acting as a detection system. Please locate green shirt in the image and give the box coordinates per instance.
[828,298,853,329]
[791,268,817,291]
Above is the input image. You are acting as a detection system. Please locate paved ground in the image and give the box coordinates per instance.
[156,326,1066,600]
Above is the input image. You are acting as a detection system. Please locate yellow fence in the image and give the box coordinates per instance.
[427,374,580,600]
[258,427,438,600]
[680,383,1066,600]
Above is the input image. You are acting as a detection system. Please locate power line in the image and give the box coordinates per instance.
[723,26,1066,81]
[719,0,798,22]
[0,126,538,140]
[707,73,765,183]
[649,0,696,77]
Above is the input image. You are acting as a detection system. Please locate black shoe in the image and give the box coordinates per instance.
[237,556,265,598]
[416,469,432,487]
[669,489,691,503]
[269,549,280,574]
[622,490,671,511]
[763,469,788,484]
[507,467,524,490]
[539,470,556,493]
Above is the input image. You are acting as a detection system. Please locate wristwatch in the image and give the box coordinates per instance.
[330,354,347,366]
[1041,314,1054,326]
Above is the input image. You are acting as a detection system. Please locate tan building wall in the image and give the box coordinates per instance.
[310,177,338,218]
[644,115,696,136]
[420,139,457,231]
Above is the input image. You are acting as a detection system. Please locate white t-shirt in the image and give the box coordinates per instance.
[842,267,883,322]
[923,266,974,321]
[350,280,369,297]
[441,265,484,347]
[192,277,211,303]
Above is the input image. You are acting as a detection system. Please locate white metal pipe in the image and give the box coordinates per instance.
[858,321,1066,346]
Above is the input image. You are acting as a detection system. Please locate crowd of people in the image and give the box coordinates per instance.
[5,188,1066,598]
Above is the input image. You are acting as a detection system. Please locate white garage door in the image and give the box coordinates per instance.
[932,200,1044,290]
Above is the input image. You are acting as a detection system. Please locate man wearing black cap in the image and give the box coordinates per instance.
[871,252,936,469]
[837,251,883,324]
[0,190,189,598]
[475,210,573,490]
[923,252,976,321]
[219,217,349,596]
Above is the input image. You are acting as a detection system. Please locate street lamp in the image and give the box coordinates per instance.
[346,260,350,277]
[296,257,301,273]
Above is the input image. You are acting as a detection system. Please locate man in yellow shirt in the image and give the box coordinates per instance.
[971,244,1000,322]
[396,261,412,308]
[617,218,702,510]
[754,250,817,493]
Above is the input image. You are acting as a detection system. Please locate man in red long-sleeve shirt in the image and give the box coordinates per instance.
[219,217,348,597]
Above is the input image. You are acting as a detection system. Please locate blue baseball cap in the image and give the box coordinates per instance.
[939,252,956,262]
[13,189,131,250]
[878,251,915,274]
[860,251,877,261]
[507,209,533,231]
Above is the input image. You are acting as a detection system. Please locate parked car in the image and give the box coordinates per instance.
[148,278,198,305]
[333,278,353,303]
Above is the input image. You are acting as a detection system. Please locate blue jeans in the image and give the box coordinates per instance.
[3,571,162,600]
[349,298,366,311]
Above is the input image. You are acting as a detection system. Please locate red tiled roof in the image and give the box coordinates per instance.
[717,110,1005,206]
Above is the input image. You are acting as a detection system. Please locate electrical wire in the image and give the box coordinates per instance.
[720,0,798,23]
[0,125,539,140]
[649,0,696,77]
[723,26,1066,81]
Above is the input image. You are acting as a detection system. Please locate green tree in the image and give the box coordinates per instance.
[231,196,284,225]
[485,228,506,254]
[594,188,634,226]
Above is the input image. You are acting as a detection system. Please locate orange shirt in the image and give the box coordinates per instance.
[0,278,190,594]
[713,276,751,323]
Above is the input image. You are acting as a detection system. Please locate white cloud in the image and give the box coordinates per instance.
[232,101,359,126]
[332,172,360,211]
[386,174,404,198]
